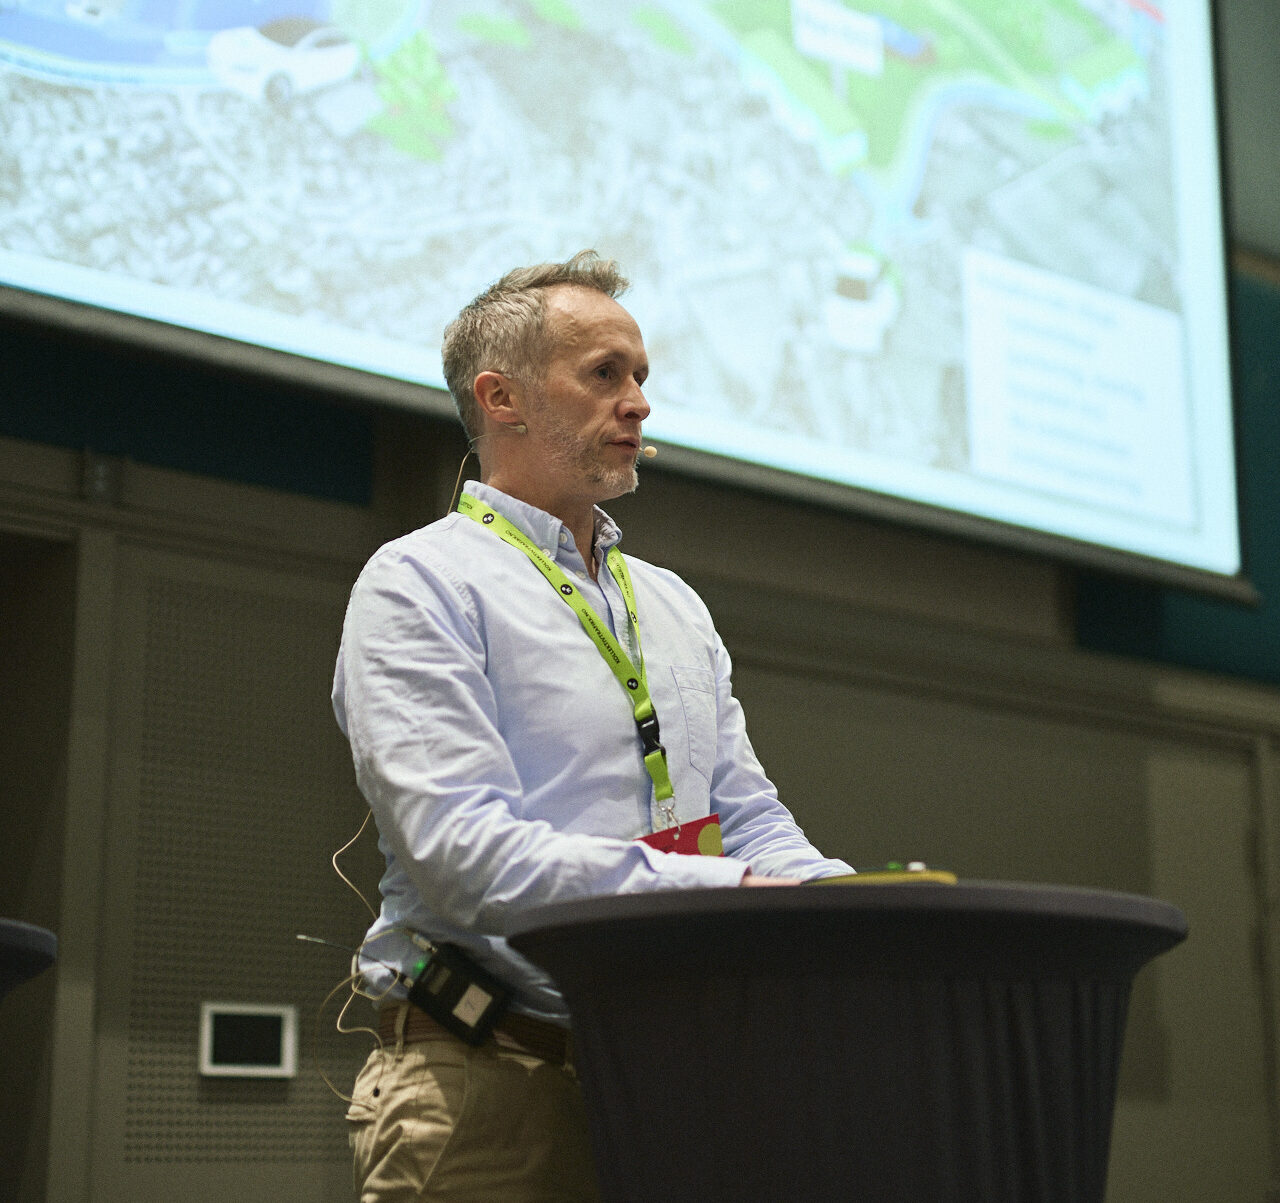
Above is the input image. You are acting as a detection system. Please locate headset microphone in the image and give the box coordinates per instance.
[642,445,658,459]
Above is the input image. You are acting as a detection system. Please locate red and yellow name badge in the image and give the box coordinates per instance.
[636,813,724,856]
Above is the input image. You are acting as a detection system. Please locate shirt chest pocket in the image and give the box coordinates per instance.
[669,664,716,786]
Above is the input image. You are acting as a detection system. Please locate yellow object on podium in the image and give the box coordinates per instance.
[816,864,958,886]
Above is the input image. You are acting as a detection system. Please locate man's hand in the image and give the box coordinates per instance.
[739,874,804,887]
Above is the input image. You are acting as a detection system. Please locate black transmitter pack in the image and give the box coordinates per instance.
[406,943,512,1045]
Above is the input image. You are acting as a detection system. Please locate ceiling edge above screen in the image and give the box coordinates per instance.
[0,0,1246,600]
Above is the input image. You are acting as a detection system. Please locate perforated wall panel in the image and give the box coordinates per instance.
[118,567,380,1164]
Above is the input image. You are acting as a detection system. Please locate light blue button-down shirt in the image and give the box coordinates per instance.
[333,481,854,1021]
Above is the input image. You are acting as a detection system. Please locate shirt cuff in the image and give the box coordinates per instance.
[643,848,751,889]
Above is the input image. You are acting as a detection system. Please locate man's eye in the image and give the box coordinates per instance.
[596,365,615,379]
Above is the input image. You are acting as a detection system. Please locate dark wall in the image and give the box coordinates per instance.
[0,318,375,506]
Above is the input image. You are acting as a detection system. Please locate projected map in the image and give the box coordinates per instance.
[0,0,1239,574]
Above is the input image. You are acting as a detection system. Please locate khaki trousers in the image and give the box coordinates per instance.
[346,1012,602,1202]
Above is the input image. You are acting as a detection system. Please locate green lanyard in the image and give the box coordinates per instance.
[456,493,677,822]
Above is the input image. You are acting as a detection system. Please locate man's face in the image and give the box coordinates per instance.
[520,285,651,505]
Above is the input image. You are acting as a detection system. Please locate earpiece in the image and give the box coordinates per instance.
[510,422,528,435]
[642,445,657,459]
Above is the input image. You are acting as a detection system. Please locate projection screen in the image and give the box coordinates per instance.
[0,0,1246,593]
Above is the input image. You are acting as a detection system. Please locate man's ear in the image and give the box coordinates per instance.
[473,371,523,430]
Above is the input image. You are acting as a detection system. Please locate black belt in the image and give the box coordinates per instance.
[379,1002,574,1069]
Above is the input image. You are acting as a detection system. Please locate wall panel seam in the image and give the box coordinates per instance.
[730,644,1280,748]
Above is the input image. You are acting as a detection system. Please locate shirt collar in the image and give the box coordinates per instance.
[462,480,622,557]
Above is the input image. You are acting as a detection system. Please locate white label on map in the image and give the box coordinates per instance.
[963,248,1194,525]
[792,0,883,76]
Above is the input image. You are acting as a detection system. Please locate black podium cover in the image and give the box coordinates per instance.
[508,881,1186,1203]
[0,917,57,1003]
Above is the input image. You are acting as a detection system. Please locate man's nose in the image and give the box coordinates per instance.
[621,378,650,420]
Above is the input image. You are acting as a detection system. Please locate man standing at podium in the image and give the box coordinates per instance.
[333,250,853,1201]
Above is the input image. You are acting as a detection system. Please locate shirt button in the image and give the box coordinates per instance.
[558,531,569,545]
[541,548,553,558]
[575,570,587,580]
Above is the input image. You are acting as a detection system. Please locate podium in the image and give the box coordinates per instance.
[508,882,1186,1203]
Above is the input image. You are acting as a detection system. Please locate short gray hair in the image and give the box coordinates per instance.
[441,250,630,438]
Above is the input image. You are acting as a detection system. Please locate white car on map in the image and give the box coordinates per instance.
[207,18,361,106]
[825,250,900,355]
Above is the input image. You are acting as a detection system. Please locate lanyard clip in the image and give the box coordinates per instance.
[636,711,664,758]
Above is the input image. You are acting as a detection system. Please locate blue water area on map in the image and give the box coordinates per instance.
[0,0,330,67]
